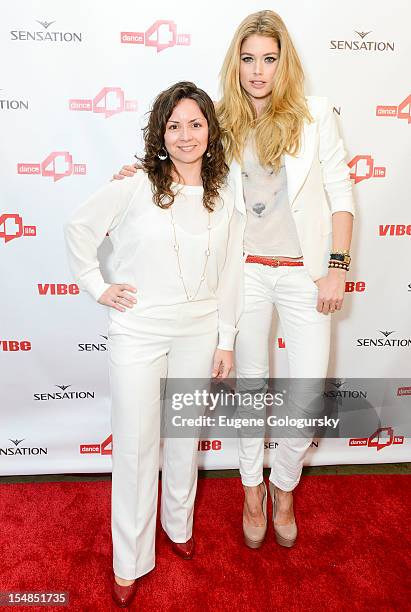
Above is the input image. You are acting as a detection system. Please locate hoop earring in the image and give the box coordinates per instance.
[157,147,168,161]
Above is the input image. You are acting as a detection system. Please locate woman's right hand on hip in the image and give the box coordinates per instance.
[111,164,137,181]
[98,284,137,312]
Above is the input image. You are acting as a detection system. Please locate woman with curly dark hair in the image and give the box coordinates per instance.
[64,81,245,607]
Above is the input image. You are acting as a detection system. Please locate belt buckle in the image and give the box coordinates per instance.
[272,259,280,267]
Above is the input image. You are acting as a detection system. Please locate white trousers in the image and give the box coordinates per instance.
[108,304,218,580]
[235,263,331,491]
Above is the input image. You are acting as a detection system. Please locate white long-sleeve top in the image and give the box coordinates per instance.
[64,170,245,350]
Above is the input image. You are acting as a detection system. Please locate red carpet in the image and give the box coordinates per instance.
[0,475,410,611]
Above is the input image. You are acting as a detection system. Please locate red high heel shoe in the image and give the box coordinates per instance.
[171,536,195,559]
[111,571,138,608]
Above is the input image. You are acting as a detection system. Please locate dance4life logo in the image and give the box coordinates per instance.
[38,283,80,296]
[33,384,95,401]
[69,87,138,118]
[121,20,190,52]
[0,438,48,457]
[376,94,411,123]
[356,330,411,348]
[78,335,107,351]
[0,213,37,244]
[397,386,411,396]
[277,338,286,349]
[10,19,83,43]
[348,155,386,184]
[349,427,404,451]
[80,434,112,455]
[329,30,394,52]
[17,152,86,182]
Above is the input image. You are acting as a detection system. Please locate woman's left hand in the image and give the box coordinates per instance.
[212,349,234,378]
[315,269,346,314]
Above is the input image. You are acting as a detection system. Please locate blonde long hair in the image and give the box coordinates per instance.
[216,10,312,171]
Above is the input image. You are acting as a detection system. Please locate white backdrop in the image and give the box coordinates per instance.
[1,0,410,475]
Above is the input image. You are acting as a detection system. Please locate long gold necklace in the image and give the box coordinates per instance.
[169,207,212,302]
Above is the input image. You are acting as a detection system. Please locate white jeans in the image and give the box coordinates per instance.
[108,304,218,580]
[235,262,331,491]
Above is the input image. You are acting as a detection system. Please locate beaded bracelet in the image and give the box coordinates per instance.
[329,260,349,271]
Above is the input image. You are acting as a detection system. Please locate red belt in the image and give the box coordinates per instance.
[245,255,304,268]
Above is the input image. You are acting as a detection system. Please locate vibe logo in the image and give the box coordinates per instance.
[0,213,36,244]
[379,225,411,236]
[69,87,138,119]
[349,427,404,451]
[38,283,80,295]
[348,155,386,184]
[198,440,222,451]
[345,281,366,292]
[0,340,32,351]
[17,151,86,182]
[80,434,112,455]
[376,94,411,124]
[121,20,190,52]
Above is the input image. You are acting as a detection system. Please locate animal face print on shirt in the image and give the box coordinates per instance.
[241,162,287,219]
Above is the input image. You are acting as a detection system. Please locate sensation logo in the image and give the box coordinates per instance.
[0,438,48,456]
[121,19,190,52]
[265,440,319,450]
[324,379,367,399]
[356,330,411,348]
[349,427,404,451]
[33,384,95,401]
[376,94,411,124]
[78,335,107,351]
[330,30,394,52]
[80,434,112,455]
[10,19,83,43]
[0,213,36,244]
[348,155,386,184]
[0,89,29,111]
[17,151,86,182]
[69,87,138,119]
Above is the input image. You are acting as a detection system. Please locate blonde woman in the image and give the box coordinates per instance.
[113,10,354,550]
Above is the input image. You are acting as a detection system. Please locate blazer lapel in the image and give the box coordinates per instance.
[228,159,247,215]
[284,119,317,208]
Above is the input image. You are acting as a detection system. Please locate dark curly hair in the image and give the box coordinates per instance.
[139,81,228,211]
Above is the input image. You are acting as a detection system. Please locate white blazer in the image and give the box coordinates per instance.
[229,96,355,281]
